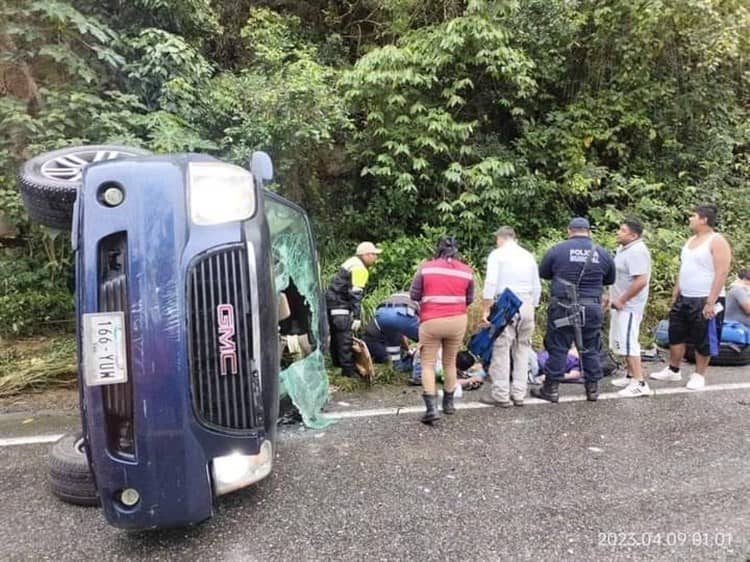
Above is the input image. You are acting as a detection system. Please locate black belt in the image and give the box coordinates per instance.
[377,303,415,311]
[551,297,600,305]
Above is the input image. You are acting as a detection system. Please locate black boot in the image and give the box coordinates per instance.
[585,381,599,401]
[442,390,456,415]
[420,394,440,424]
[531,380,560,403]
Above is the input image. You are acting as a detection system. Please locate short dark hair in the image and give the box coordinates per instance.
[694,204,718,227]
[622,218,643,237]
[739,269,750,281]
[456,350,475,371]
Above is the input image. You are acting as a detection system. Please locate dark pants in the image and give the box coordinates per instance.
[545,302,603,382]
[328,310,354,375]
[668,295,725,356]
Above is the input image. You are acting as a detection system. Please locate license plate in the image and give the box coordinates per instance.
[83,312,128,386]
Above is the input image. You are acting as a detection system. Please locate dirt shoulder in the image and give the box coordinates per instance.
[0,387,79,416]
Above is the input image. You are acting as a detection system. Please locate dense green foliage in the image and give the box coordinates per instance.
[1,0,748,337]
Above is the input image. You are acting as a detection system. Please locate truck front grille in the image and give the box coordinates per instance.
[98,233,134,458]
[187,245,263,431]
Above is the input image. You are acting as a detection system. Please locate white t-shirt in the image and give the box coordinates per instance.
[610,239,650,314]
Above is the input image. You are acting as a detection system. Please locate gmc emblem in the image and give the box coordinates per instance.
[216,304,238,375]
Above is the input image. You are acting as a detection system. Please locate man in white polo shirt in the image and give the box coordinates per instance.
[608,218,652,397]
[479,226,541,407]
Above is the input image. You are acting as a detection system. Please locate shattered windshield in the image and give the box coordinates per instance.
[265,195,331,428]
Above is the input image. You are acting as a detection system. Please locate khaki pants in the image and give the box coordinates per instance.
[419,314,467,395]
[489,301,535,402]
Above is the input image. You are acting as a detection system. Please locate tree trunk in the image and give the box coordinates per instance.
[0,31,42,115]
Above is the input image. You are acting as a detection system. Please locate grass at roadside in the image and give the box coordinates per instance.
[0,334,77,397]
[328,362,408,392]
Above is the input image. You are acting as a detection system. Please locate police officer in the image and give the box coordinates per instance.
[533,217,615,402]
[326,242,382,377]
[361,292,419,372]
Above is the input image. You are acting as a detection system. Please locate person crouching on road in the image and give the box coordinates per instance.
[361,292,420,372]
[479,226,541,408]
[326,241,382,378]
[606,218,652,398]
[533,217,615,403]
[410,236,474,424]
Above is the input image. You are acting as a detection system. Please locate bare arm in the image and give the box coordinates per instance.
[612,275,648,310]
[708,235,732,304]
[704,234,732,317]
[409,266,424,302]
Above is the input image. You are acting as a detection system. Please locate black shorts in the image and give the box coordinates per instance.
[668,295,725,356]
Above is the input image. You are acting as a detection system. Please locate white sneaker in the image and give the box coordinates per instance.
[649,366,682,381]
[686,373,705,390]
[617,381,651,398]
[610,375,633,388]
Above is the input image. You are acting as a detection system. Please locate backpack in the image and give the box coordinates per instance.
[468,288,523,366]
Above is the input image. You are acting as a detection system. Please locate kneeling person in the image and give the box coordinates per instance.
[362,292,419,371]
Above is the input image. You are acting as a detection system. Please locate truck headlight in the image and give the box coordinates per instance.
[188,162,256,225]
[211,441,273,495]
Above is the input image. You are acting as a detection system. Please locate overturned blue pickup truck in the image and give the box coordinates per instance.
[18,145,330,530]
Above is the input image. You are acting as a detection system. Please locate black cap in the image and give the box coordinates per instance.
[568,217,590,230]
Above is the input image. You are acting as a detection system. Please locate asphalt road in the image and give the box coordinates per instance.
[1,367,749,561]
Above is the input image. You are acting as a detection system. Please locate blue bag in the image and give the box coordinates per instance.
[707,317,719,356]
[468,288,523,366]
[721,321,750,345]
[654,319,670,348]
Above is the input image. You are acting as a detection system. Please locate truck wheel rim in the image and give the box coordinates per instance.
[40,149,138,182]
[74,437,86,456]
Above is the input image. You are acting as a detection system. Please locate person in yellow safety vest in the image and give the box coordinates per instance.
[326,241,382,377]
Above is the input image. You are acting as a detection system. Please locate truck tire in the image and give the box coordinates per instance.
[17,144,152,230]
[48,432,99,507]
[685,343,750,367]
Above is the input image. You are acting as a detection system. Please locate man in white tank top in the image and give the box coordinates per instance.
[651,204,732,389]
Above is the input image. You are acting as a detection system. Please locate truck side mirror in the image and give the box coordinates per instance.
[249,151,273,185]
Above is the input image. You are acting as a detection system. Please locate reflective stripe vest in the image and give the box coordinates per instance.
[412,258,473,322]
[325,256,369,318]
